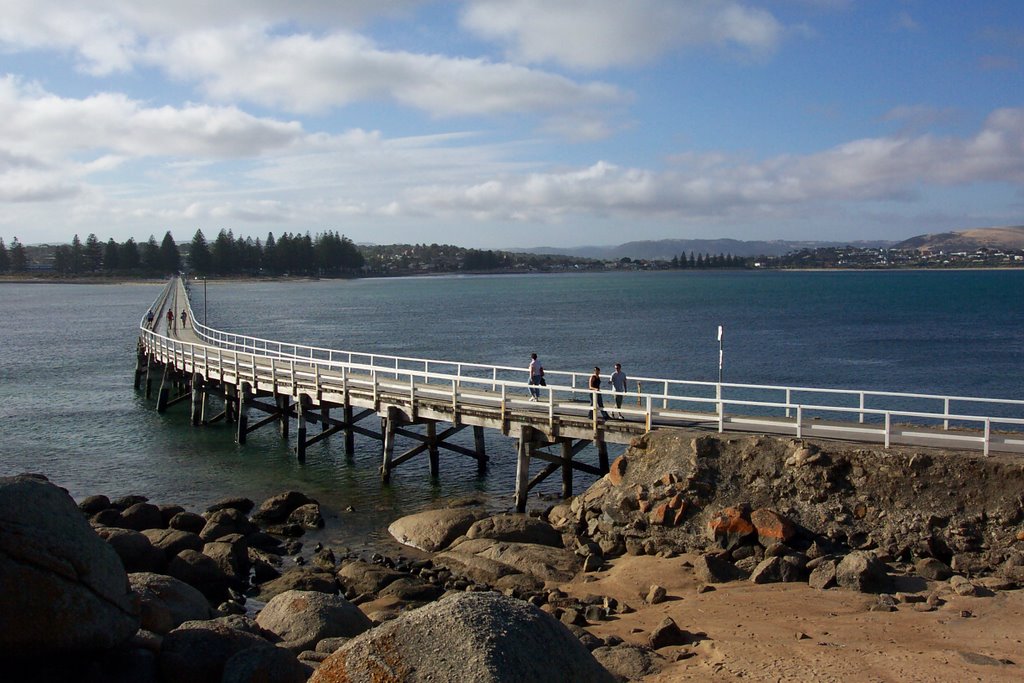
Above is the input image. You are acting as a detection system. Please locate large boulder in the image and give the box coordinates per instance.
[836,551,890,593]
[336,560,405,596]
[120,502,166,531]
[94,526,165,572]
[0,475,140,654]
[388,507,487,552]
[450,538,580,583]
[252,491,314,524]
[433,550,523,585]
[158,622,271,683]
[143,527,204,559]
[167,549,231,601]
[255,590,373,653]
[258,567,338,601]
[222,644,311,683]
[466,514,564,547]
[310,592,616,682]
[130,571,214,634]
[200,508,257,541]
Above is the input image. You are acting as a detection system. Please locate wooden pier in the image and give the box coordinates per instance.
[136,278,1024,512]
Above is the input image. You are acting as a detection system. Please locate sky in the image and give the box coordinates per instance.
[0,0,1022,249]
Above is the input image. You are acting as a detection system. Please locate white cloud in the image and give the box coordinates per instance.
[399,109,1024,220]
[460,0,783,69]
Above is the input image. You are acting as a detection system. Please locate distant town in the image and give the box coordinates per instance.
[1,228,1022,279]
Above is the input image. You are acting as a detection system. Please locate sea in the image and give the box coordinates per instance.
[1,269,1022,550]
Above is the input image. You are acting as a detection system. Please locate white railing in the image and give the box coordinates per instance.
[139,277,1024,455]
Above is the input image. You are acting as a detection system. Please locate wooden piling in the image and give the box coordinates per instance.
[427,421,439,478]
[236,382,252,444]
[514,425,534,513]
[343,405,355,457]
[561,439,573,498]
[296,393,310,462]
[276,395,290,439]
[381,406,398,483]
[190,373,204,425]
[473,425,487,473]
[156,365,171,413]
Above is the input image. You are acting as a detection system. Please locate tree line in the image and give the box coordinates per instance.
[0,229,363,276]
[669,252,747,269]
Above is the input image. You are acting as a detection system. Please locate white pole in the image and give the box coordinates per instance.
[716,325,724,400]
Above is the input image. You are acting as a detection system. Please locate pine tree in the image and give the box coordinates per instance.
[103,238,120,271]
[141,236,161,273]
[120,238,141,271]
[85,233,103,271]
[9,237,27,271]
[159,232,180,273]
[189,230,212,274]
[0,237,9,272]
[70,234,85,274]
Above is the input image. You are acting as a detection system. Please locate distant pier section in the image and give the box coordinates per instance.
[135,277,1024,511]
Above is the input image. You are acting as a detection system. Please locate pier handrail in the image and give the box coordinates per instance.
[140,277,1023,456]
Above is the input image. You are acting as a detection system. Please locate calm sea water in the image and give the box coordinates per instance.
[1,270,1022,548]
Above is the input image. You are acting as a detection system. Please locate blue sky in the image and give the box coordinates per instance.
[1,0,1022,248]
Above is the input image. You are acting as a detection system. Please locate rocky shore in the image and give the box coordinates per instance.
[2,429,1023,681]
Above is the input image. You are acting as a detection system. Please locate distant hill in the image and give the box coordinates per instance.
[894,226,1024,252]
[514,237,894,261]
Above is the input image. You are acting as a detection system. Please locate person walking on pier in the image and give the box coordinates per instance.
[146,309,154,328]
[610,362,627,416]
[590,366,608,420]
[528,353,544,400]
[166,309,174,331]
[180,309,188,328]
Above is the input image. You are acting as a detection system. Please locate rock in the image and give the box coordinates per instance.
[388,507,487,552]
[591,644,661,681]
[707,505,756,550]
[750,555,805,584]
[316,636,351,654]
[200,509,257,541]
[607,455,628,486]
[288,503,325,530]
[159,505,186,526]
[433,550,521,586]
[377,577,445,603]
[255,590,373,653]
[252,491,314,524]
[158,622,271,683]
[467,514,563,547]
[95,526,165,572]
[78,494,111,515]
[645,585,667,604]
[222,644,311,683]
[130,572,215,635]
[258,567,338,601]
[169,511,207,534]
[336,560,406,595]
[950,575,978,597]
[203,534,251,584]
[91,508,124,527]
[565,623,602,650]
[693,553,747,583]
[468,539,581,583]
[915,557,953,581]
[836,551,890,593]
[310,592,615,683]
[0,475,140,654]
[167,548,231,601]
[206,497,256,516]
[750,508,797,547]
[808,559,838,590]
[648,617,693,649]
[142,528,204,559]
[121,502,166,531]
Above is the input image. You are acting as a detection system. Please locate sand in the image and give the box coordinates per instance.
[559,554,1023,682]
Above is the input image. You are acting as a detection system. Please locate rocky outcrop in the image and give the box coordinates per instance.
[130,571,214,634]
[387,506,487,552]
[561,431,1024,585]
[255,590,372,652]
[0,475,140,655]
[310,591,616,683]
[466,514,564,547]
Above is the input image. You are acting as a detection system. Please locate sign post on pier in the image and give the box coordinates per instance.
[716,325,724,401]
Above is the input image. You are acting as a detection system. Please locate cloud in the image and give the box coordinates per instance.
[460,0,784,69]
[0,76,303,160]
[399,108,1024,220]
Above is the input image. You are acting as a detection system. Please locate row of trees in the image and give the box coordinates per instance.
[52,233,181,275]
[0,237,27,272]
[669,252,747,269]
[187,229,364,276]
